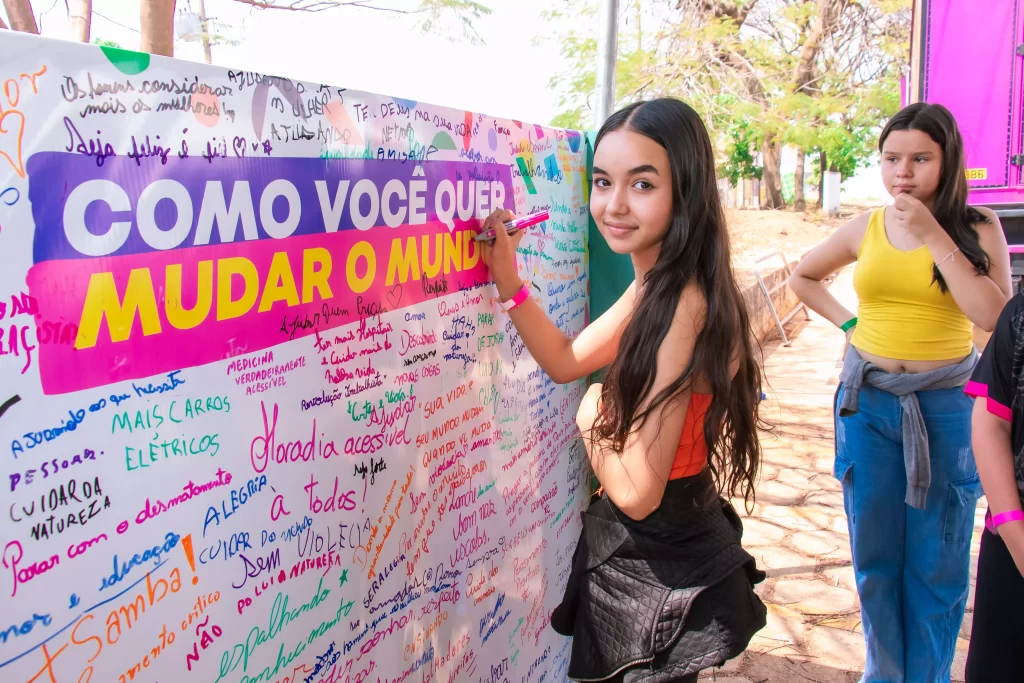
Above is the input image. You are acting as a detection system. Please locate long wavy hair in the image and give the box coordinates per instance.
[590,98,764,510]
[879,103,990,293]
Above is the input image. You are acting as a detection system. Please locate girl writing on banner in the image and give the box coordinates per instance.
[480,97,767,681]
[789,102,1013,682]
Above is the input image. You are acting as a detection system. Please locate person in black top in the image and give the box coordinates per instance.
[964,291,1024,681]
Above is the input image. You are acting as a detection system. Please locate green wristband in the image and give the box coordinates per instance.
[840,317,858,333]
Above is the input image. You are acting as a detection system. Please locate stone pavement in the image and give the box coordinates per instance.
[702,268,987,682]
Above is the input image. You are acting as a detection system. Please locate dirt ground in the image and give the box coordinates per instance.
[728,205,875,281]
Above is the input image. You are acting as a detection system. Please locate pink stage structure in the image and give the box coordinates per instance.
[909,0,1024,276]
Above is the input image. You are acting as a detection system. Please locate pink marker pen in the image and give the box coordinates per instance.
[474,210,550,241]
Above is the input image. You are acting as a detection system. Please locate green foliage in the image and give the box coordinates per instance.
[415,0,493,44]
[421,0,490,16]
[92,37,122,48]
[719,120,763,185]
[543,0,912,199]
[812,123,876,180]
[542,0,657,129]
[551,109,588,130]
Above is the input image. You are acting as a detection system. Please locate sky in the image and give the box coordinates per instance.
[16,0,886,201]
[22,0,577,126]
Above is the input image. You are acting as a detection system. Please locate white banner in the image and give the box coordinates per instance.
[0,31,588,683]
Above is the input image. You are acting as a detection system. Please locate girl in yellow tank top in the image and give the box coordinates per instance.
[851,206,974,361]
[789,103,1013,682]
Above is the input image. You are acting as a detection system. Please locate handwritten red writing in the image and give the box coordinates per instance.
[3,540,58,597]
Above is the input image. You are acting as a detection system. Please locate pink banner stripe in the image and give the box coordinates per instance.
[28,220,488,395]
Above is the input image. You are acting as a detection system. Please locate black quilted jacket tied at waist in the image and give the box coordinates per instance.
[550,470,767,681]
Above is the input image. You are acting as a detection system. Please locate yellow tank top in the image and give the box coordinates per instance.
[851,207,973,361]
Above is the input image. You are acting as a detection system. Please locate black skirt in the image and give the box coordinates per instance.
[965,528,1024,682]
[551,469,767,681]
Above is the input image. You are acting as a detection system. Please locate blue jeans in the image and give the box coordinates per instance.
[835,384,981,683]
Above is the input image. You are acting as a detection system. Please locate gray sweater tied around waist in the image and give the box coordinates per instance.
[837,345,979,509]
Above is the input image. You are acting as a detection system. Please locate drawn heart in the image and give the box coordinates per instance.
[0,109,26,178]
[232,136,246,158]
[385,285,403,310]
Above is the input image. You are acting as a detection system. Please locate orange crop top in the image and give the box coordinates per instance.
[670,393,711,479]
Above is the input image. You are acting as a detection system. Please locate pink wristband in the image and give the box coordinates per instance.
[985,508,1024,534]
[501,283,530,312]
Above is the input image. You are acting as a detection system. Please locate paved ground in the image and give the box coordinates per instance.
[703,268,986,682]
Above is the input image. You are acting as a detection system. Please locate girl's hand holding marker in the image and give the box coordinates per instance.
[479,209,546,306]
[474,210,550,241]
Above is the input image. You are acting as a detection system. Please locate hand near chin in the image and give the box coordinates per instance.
[892,192,940,241]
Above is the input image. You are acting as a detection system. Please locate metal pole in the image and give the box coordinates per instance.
[594,0,619,129]
[911,0,927,103]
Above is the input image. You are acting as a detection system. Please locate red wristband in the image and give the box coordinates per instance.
[500,283,530,312]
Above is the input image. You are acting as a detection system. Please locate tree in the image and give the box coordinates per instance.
[543,0,667,130]
[784,0,845,210]
[69,0,91,42]
[778,0,908,204]
[719,117,763,186]
[696,1,789,207]
[197,0,213,63]
[137,0,491,59]
[3,0,38,33]
[141,0,176,56]
[545,0,910,210]
[229,0,492,43]
[546,0,793,205]
[675,0,847,208]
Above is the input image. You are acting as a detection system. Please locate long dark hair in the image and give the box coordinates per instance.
[879,103,990,292]
[590,98,764,510]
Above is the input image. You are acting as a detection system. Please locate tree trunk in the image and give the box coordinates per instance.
[3,0,38,33]
[140,0,176,57]
[817,150,826,208]
[197,0,213,64]
[0,15,8,29]
[794,147,806,211]
[761,137,785,209]
[68,0,91,42]
[790,0,844,94]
